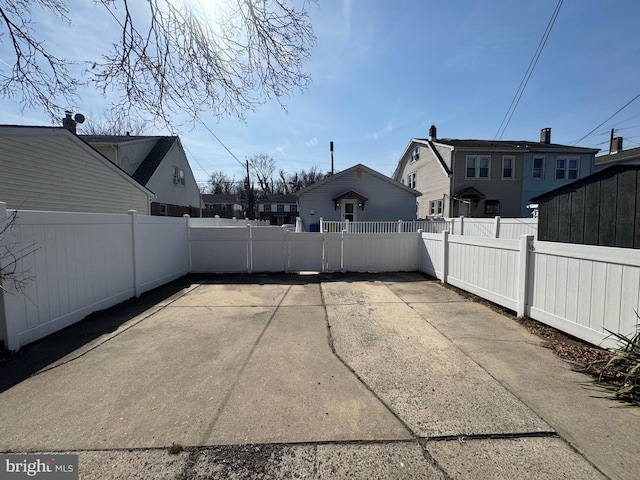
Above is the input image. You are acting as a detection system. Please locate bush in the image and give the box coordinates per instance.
[601,321,640,406]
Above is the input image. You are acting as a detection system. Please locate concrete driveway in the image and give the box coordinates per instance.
[1,272,638,479]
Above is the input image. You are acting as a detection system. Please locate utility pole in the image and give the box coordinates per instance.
[245,159,254,220]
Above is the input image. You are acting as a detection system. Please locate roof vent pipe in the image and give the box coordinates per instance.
[540,127,551,144]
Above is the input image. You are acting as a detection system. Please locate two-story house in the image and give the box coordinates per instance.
[82,134,201,216]
[258,194,299,225]
[393,125,598,218]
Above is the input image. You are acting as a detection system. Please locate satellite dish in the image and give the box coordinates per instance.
[74,113,85,124]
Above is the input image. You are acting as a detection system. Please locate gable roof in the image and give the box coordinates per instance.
[424,138,599,154]
[132,137,179,185]
[595,145,640,166]
[0,125,154,197]
[297,163,421,197]
[258,194,298,204]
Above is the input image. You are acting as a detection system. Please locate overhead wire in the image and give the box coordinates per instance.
[493,0,564,140]
[572,92,640,145]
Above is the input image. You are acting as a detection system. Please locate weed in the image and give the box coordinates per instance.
[601,320,640,406]
[168,443,184,455]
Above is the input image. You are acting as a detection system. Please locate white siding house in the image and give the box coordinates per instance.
[0,126,152,213]
[83,135,201,216]
[297,164,420,231]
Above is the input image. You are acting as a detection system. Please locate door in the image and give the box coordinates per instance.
[341,199,357,222]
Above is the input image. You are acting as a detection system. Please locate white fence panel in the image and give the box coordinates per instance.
[250,227,286,272]
[420,232,444,278]
[498,219,538,239]
[190,217,269,227]
[136,214,189,293]
[288,233,324,272]
[1,209,135,350]
[343,233,419,272]
[189,226,249,273]
[324,233,343,272]
[528,241,640,348]
[447,236,521,311]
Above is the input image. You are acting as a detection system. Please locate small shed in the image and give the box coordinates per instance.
[296,164,421,231]
[530,165,640,248]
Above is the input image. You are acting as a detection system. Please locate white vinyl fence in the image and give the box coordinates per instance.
[321,216,537,238]
[189,223,419,274]
[420,231,640,348]
[0,201,633,352]
[0,204,188,350]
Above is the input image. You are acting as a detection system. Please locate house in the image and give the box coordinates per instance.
[530,164,640,248]
[392,125,599,218]
[296,164,421,231]
[201,193,243,218]
[258,194,299,225]
[82,134,201,216]
[594,135,640,171]
[0,126,153,213]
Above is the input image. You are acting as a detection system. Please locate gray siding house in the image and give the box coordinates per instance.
[0,126,153,214]
[82,135,201,216]
[297,164,420,231]
[393,125,598,218]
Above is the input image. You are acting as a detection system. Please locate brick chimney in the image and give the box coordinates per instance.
[428,124,437,141]
[540,127,551,144]
[62,110,76,134]
[610,136,623,154]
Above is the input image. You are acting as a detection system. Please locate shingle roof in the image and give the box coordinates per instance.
[258,194,298,204]
[132,137,178,186]
[595,145,640,165]
[80,135,150,143]
[420,138,599,153]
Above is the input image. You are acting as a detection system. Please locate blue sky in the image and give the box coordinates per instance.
[2,0,640,187]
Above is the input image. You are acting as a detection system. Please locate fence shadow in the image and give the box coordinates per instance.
[0,271,434,393]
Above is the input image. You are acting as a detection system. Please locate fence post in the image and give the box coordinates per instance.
[449,217,455,235]
[0,202,16,350]
[319,217,324,233]
[284,228,290,274]
[398,219,403,233]
[459,216,464,236]
[345,218,349,233]
[128,210,141,298]
[184,214,192,273]
[441,230,449,284]
[494,216,501,238]
[341,229,346,273]
[247,224,253,273]
[295,216,302,233]
[517,234,534,317]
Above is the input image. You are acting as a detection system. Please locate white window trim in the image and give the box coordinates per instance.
[532,155,545,180]
[429,199,443,216]
[466,155,491,180]
[556,157,579,180]
[410,146,420,163]
[502,156,515,179]
[408,172,417,189]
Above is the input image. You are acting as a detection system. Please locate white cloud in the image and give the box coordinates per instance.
[305,137,319,147]
[367,121,393,140]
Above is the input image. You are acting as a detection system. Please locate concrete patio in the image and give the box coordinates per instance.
[1,272,638,479]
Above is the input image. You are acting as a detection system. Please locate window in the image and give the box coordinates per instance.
[264,204,271,212]
[289,204,298,212]
[410,146,419,162]
[532,156,544,179]
[555,158,565,179]
[408,172,416,189]
[567,158,578,179]
[172,166,185,185]
[502,156,514,179]
[277,204,284,212]
[484,200,500,215]
[466,155,490,179]
[429,199,443,216]
[158,204,168,216]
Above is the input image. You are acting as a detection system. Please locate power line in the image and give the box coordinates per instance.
[572,92,640,145]
[494,0,563,140]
